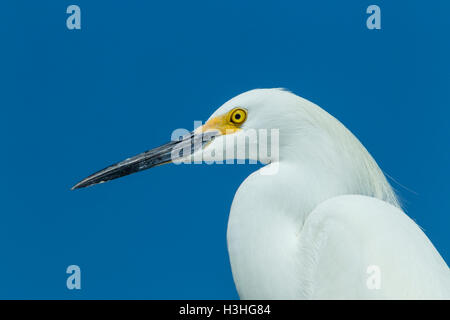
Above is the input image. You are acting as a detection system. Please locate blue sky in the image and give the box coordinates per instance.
[0,1,449,299]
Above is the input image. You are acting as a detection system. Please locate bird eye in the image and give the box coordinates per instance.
[229,108,247,125]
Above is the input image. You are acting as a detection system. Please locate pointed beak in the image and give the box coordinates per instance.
[71,130,217,190]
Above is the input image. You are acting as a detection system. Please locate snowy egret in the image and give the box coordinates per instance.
[72,89,450,299]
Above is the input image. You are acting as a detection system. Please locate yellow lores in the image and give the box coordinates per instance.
[196,107,247,135]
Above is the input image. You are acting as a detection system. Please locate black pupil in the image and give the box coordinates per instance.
[234,113,241,120]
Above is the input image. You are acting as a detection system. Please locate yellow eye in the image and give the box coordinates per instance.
[229,108,247,125]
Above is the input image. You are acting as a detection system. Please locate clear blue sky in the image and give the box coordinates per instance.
[0,1,449,299]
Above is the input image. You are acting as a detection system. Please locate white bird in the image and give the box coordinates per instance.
[72,89,450,299]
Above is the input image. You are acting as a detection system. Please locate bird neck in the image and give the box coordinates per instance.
[227,160,341,298]
[276,106,400,213]
[227,154,397,299]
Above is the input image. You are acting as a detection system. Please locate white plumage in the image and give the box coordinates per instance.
[204,89,449,299]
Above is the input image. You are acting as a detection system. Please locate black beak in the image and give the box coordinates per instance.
[71,130,217,190]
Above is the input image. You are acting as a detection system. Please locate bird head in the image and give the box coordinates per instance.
[71,89,293,190]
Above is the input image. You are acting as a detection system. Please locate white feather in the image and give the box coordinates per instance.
[202,89,450,299]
